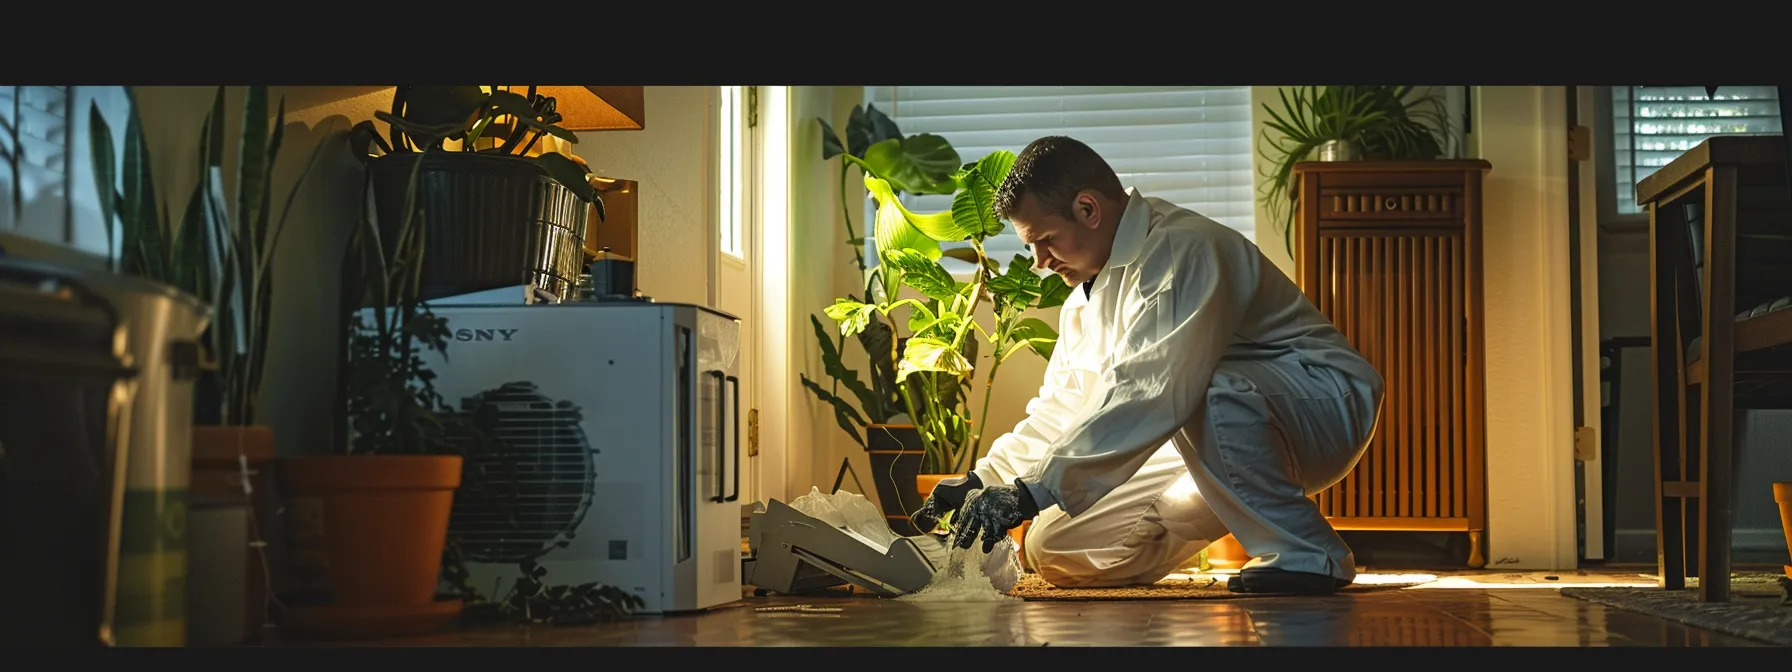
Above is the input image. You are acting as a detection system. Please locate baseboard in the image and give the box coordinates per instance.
[1611,528,1791,564]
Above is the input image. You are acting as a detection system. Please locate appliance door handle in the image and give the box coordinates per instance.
[709,370,726,503]
[726,374,740,502]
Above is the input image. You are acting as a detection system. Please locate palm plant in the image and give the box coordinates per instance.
[1258,86,1454,258]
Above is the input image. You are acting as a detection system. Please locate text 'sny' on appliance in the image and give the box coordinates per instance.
[381,287,745,614]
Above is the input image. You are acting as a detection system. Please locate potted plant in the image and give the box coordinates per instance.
[819,143,1070,536]
[351,85,605,302]
[88,85,329,642]
[266,113,477,638]
[275,96,639,636]
[1256,86,1455,259]
[805,104,958,532]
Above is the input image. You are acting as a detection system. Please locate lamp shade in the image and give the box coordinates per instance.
[515,86,645,131]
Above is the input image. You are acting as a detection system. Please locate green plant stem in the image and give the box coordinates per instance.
[884,310,940,465]
[967,310,1017,474]
[922,372,950,472]
[946,240,996,472]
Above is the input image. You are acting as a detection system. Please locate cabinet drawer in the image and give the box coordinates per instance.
[1318,187,1463,223]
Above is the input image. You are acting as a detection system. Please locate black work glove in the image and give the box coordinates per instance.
[951,479,1041,553]
[914,472,982,532]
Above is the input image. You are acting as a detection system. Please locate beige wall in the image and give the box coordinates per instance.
[1467,87,1578,570]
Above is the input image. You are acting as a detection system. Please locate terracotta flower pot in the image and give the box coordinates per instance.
[1205,534,1250,570]
[275,454,463,639]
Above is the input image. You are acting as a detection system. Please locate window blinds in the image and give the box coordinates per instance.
[861,86,1255,273]
[1611,86,1783,215]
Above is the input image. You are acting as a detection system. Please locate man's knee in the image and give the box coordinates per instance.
[1023,508,1199,588]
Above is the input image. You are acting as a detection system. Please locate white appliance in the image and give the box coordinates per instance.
[384,291,744,614]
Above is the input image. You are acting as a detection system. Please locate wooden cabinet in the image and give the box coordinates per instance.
[1291,159,1493,568]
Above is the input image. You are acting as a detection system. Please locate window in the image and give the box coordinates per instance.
[718,85,745,259]
[1610,86,1782,216]
[862,86,1255,275]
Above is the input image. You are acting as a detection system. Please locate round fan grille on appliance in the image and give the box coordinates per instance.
[445,381,597,564]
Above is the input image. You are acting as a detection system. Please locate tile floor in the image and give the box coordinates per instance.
[271,565,1781,647]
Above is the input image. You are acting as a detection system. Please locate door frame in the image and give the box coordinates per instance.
[753,85,792,506]
[711,85,794,506]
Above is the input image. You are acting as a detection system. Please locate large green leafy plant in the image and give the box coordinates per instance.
[88,85,328,426]
[1257,86,1454,258]
[801,104,962,449]
[822,144,1072,475]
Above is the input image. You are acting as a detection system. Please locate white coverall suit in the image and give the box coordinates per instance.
[971,187,1385,588]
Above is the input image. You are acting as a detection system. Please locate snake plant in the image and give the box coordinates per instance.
[89,85,329,427]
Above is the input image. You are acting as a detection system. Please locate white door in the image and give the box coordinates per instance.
[714,85,793,510]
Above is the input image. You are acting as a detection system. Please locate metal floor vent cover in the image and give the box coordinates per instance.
[443,381,598,563]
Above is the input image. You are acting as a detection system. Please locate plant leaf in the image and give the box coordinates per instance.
[883,248,957,302]
[807,315,881,429]
[800,374,867,449]
[864,175,959,252]
[1007,317,1058,361]
[864,174,943,298]
[844,105,872,158]
[817,117,846,160]
[863,103,902,146]
[121,95,165,282]
[88,102,117,267]
[236,85,268,256]
[488,90,579,145]
[823,298,876,338]
[373,110,467,147]
[950,150,1016,241]
[348,119,392,161]
[533,151,601,209]
[859,135,960,196]
[896,337,971,383]
[855,308,902,422]
[401,86,486,129]
[1035,270,1073,309]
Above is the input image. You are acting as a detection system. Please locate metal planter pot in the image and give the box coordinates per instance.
[1316,139,1357,162]
[369,152,587,303]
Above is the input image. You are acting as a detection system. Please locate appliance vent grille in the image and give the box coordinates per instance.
[445,382,597,564]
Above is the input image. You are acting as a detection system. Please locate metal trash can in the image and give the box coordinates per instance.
[0,255,209,647]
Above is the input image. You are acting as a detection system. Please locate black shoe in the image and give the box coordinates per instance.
[1225,567,1351,595]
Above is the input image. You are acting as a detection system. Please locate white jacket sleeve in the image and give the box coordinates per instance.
[1020,233,1255,517]
[969,300,1084,488]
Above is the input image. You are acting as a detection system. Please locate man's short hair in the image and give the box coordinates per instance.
[994,136,1126,222]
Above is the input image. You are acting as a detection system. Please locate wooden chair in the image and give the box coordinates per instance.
[1638,133,1792,602]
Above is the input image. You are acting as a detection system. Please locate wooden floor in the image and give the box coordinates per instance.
[257,566,1782,647]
